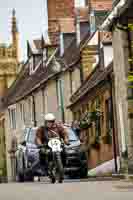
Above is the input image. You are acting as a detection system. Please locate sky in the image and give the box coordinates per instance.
[0,0,84,61]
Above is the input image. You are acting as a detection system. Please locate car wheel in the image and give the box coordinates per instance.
[16,158,25,182]
[16,172,24,182]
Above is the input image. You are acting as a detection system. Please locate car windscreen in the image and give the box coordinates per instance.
[68,128,78,142]
[27,128,37,144]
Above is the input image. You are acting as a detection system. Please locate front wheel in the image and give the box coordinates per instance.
[56,153,64,183]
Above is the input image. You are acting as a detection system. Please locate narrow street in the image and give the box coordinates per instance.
[0,1,133,199]
[0,180,133,200]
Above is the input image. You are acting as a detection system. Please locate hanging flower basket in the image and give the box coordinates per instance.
[79,110,102,130]
[79,120,91,129]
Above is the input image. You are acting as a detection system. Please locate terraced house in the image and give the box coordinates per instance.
[3,0,90,181]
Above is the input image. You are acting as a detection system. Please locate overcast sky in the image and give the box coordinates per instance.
[0,0,84,61]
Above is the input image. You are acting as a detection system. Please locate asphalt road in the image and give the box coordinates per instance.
[0,180,133,200]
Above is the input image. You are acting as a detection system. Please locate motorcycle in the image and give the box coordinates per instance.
[39,137,64,184]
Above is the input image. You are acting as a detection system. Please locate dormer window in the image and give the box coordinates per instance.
[43,48,47,63]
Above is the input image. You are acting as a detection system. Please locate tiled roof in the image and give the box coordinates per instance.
[5,59,58,106]
[4,21,90,107]
[69,62,113,106]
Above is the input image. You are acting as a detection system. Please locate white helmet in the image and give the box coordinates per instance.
[44,113,56,121]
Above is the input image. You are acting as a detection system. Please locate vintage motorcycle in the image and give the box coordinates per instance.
[39,137,64,184]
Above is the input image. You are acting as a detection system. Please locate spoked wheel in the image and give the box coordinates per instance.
[49,162,56,184]
[56,153,64,183]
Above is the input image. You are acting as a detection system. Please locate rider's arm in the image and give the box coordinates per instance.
[35,127,43,145]
[63,128,69,144]
[58,125,69,144]
[35,137,43,145]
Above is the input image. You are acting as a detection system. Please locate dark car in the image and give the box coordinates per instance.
[16,127,40,182]
[64,127,88,178]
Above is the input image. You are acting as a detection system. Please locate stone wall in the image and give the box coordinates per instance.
[112,27,131,172]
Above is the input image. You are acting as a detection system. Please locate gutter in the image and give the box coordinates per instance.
[100,0,131,31]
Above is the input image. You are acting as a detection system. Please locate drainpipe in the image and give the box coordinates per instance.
[109,75,118,173]
[32,95,37,127]
[76,9,81,46]
[58,79,65,123]
[60,32,64,57]
[90,10,96,34]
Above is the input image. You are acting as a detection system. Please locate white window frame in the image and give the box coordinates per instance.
[75,0,86,7]
[19,102,26,124]
[29,48,47,75]
[8,107,16,130]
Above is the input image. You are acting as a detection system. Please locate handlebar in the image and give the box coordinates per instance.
[37,144,47,149]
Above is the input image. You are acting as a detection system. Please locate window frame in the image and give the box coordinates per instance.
[95,97,101,137]
[9,108,16,130]
[105,97,113,135]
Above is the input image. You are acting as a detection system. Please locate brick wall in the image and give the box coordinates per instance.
[90,0,112,10]
[48,0,75,44]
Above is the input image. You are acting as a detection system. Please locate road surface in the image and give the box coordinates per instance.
[0,180,133,200]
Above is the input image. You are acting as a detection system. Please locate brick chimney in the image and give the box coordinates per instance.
[88,0,112,11]
[47,0,75,45]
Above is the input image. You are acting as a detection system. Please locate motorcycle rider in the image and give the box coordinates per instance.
[35,113,69,177]
[35,113,69,145]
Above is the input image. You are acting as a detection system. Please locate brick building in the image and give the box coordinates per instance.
[47,0,75,44]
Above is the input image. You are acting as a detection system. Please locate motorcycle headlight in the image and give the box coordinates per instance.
[28,162,32,167]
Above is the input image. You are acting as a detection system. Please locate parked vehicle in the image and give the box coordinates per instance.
[16,125,88,182]
[64,126,88,178]
[16,127,39,182]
